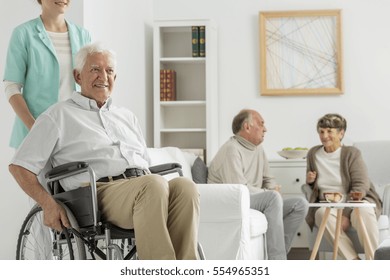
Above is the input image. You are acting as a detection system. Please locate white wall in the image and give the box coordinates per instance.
[1,0,390,260]
[83,0,154,143]
[154,0,390,159]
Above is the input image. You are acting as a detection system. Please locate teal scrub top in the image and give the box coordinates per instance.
[4,17,91,148]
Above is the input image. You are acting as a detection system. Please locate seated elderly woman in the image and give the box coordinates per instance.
[304,113,382,260]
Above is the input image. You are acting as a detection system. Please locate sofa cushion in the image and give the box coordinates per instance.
[191,157,208,183]
[147,147,195,179]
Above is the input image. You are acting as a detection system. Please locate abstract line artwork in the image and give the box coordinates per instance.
[259,10,343,95]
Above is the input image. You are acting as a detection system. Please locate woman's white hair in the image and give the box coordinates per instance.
[74,42,117,72]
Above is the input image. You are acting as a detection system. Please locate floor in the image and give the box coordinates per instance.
[287,247,312,260]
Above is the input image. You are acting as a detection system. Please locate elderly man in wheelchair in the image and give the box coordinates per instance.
[9,42,201,260]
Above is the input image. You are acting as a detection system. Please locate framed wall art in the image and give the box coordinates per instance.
[259,10,343,96]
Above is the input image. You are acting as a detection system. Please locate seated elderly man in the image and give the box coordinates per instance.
[9,42,200,260]
[208,109,308,260]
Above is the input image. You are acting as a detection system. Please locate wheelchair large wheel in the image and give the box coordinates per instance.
[16,203,86,260]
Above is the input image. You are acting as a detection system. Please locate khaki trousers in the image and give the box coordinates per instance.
[315,205,379,259]
[96,174,200,260]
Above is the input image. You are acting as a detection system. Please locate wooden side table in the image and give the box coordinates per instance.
[308,202,376,260]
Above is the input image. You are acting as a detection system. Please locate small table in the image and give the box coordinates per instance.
[308,202,376,260]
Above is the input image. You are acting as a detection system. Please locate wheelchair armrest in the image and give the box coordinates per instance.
[149,163,183,176]
[45,161,89,180]
[45,161,99,227]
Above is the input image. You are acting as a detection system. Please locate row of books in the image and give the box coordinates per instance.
[160,69,176,101]
[192,26,206,57]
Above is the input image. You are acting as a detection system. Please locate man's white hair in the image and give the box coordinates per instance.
[74,42,117,72]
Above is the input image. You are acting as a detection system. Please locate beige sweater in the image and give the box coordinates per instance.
[305,145,382,229]
[207,135,277,193]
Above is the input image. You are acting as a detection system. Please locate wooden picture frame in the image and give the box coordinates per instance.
[259,10,343,96]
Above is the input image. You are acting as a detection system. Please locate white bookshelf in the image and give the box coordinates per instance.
[153,19,218,163]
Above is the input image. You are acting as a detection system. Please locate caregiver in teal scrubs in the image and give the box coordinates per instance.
[3,0,91,148]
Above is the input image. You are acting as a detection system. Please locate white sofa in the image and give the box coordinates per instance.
[147,147,268,260]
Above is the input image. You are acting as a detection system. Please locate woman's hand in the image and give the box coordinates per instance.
[306,171,317,184]
[9,94,35,130]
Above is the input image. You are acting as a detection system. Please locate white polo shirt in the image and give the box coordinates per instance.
[11,92,150,191]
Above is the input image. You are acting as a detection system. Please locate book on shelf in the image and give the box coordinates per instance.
[191,26,199,57]
[199,26,206,57]
[191,26,206,57]
[160,69,176,101]
[165,69,176,101]
[160,69,166,101]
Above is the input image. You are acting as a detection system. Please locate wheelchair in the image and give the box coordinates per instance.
[16,161,205,260]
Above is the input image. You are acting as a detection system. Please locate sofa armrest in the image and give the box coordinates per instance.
[197,183,250,222]
[196,183,254,259]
